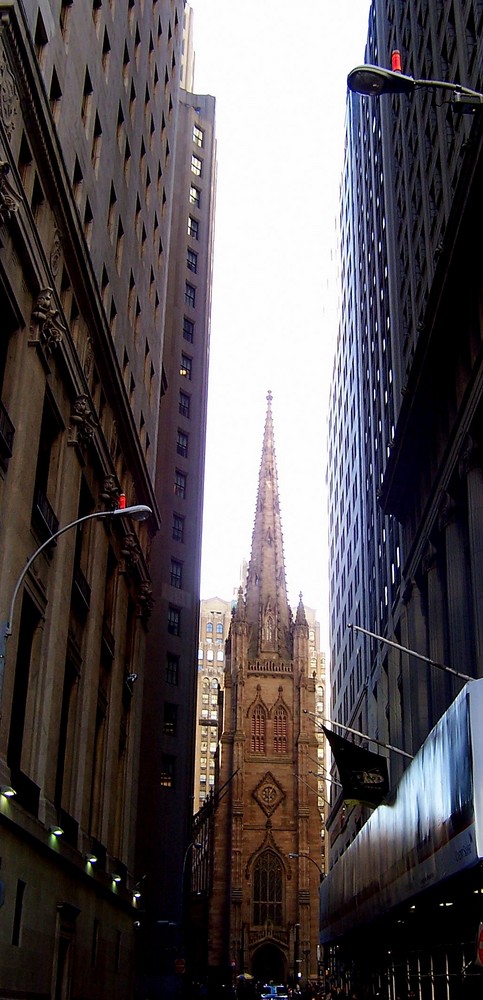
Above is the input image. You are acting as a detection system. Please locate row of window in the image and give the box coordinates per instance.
[251,705,288,755]
[206,621,223,635]
[163,121,207,697]
[198,649,224,662]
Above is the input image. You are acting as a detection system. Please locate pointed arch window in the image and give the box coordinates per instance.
[273,706,287,754]
[251,705,266,753]
[253,851,283,926]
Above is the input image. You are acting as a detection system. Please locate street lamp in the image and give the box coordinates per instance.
[347,61,483,113]
[288,852,323,879]
[0,501,152,705]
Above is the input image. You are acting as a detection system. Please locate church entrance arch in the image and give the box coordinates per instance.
[251,942,286,985]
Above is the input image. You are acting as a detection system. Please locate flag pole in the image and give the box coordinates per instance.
[303,710,413,760]
[348,622,473,683]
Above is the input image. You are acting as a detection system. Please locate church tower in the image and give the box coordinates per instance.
[208,392,321,986]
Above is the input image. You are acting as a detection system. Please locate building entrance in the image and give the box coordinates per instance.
[251,943,286,985]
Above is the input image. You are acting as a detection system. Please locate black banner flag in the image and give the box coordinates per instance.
[323,726,389,808]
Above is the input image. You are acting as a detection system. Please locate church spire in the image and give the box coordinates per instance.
[245,391,292,661]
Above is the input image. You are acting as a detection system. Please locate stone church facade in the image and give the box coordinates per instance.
[208,393,321,986]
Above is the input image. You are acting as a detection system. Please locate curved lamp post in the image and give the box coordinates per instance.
[288,851,323,879]
[0,502,152,704]
[347,63,483,113]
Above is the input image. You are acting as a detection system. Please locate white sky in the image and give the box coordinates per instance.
[192,2,371,648]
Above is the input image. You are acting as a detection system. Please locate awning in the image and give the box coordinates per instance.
[320,678,483,942]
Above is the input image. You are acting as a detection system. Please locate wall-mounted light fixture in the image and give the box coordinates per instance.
[0,784,16,798]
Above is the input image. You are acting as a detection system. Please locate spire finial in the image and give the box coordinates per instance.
[266,389,272,405]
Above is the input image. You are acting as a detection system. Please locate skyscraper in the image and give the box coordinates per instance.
[0,3,215,997]
[207,393,321,988]
[324,1,483,994]
[194,596,233,812]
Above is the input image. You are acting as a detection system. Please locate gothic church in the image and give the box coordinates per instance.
[208,393,321,984]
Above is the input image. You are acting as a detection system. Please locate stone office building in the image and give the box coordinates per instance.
[0,2,215,998]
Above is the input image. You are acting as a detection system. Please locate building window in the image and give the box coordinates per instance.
[273,707,288,754]
[216,623,223,635]
[179,391,191,418]
[168,606,181,636]
[187,216,199,239]
[170,559,183,588]
[206,622,213,634]
[184,283,196,308]
[253,851,283,926]
[177,430,188,457]
[160,754,175,788]
[189,185,200,207]
[163,702,178,736]
[187,248,198,273]
[172,514,185,542]
[174,470,186,498]
[180,354,192,379]
[191,154,202,176]
[193,123,204,147]
[251,705,266,753]
[183,317,194,342]
[166,654,179,685]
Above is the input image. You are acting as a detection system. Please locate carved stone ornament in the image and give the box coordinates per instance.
[100,475,120,505]
[0,160,22,223]
[121,532,141,570]
[70,394,97,447]
[459,434,480,480]
[438,490,457,533]
[252,771,285,817]
[31,287,66,354]
[0,45,19,139]
[50,229,62,276]
[137,581,154,625]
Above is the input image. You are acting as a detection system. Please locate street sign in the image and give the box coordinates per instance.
[174,958,186,975]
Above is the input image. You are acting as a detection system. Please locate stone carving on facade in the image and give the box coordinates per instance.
[100,475,120,507]
[70,394,97,448]
[0,160,22,223]
[83,337,94,381]
[459,433,480,480]
[421,540,438,576]
[109,420,118,459]
[50,228,62,276]
[252,770,285,817]
[31,287,66,354]
[437,490,457,533]
[137,581,154,625]
[0,46,19,139]
[121,531,141,571]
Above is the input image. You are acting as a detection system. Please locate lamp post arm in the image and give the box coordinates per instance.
[6,509,111,636]
[413,78,483,99]
[289,852,323,878]
[0,504,151,710]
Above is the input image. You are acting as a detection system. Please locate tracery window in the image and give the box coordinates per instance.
[253,851,283,926]
[273,706,287,754]
[251,704,266,753]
